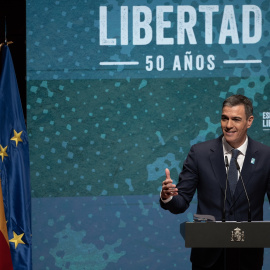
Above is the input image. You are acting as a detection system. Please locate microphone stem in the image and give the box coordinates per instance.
[223,156,229,222]
[234,159,251,222]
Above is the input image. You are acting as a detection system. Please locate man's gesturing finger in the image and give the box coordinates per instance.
[165,168,171,180]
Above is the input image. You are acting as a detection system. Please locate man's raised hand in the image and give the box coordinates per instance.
[161,168,178,200]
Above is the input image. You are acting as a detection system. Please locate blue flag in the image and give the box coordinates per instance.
[0,45,32,269]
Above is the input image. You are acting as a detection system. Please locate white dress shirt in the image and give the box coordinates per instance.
[161,136,248,203]
[222,136,248,176]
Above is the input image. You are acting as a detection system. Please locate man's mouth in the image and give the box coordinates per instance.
[225,130,236,134]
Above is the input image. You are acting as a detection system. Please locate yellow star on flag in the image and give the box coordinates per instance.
[11,130,23,147]
[0,145,8,162]
[9,232,25,249]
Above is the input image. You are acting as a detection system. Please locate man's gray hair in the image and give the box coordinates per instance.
[223,95,253,119]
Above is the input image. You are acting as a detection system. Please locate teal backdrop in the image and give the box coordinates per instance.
[27,0,270,269]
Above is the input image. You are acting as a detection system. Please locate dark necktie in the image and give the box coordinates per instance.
[228,149,240,196]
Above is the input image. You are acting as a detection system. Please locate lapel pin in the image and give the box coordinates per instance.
[251,158,255,164]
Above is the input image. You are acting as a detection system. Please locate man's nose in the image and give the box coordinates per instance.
[226,119,233,129]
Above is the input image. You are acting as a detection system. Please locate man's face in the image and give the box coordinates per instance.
[221,105,254,148]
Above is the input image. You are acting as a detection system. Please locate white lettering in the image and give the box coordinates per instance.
[196,55,204,70]
[156,6,174,45]
[173,55,181,70]
[121,6,128,45]
[177,6,197,45]
[156,55,165,71]
[99,6,116,45]
[207,55,215,70]
[219,5,239,44]
[263,112,270,119]
[263,120,270,127]
[199,5,219,44]
[242,5,262,44]
[184,51,193,70]
[99,5,262,46]
[146,55,153,71]
[133,6,152,45]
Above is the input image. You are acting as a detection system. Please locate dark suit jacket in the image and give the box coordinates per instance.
[160,135,270,268]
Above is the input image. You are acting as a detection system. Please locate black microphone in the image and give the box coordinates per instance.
[222,156,229,222]
[234,159,251,222]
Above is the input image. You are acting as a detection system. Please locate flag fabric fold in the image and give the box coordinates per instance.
[0,45,32,269]
[0,178,13,270]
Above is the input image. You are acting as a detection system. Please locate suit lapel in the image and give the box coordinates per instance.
[231,137,257,205]
[209,136,232,204]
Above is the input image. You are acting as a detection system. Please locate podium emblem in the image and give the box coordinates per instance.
[231,227,245,242]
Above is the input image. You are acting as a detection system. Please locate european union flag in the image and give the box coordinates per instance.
[0,45,32,269]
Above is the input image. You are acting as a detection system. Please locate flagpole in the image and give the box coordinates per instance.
[5,17,7,45]
[0,18,13,50]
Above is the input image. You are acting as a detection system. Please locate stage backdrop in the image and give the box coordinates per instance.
[27,0,270,269]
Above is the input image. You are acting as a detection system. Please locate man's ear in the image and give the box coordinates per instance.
[247,115,254,128]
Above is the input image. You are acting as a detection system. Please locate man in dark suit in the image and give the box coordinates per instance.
[160,95,270,270]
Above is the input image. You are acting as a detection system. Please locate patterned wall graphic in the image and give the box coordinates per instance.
[27,0,270,269]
